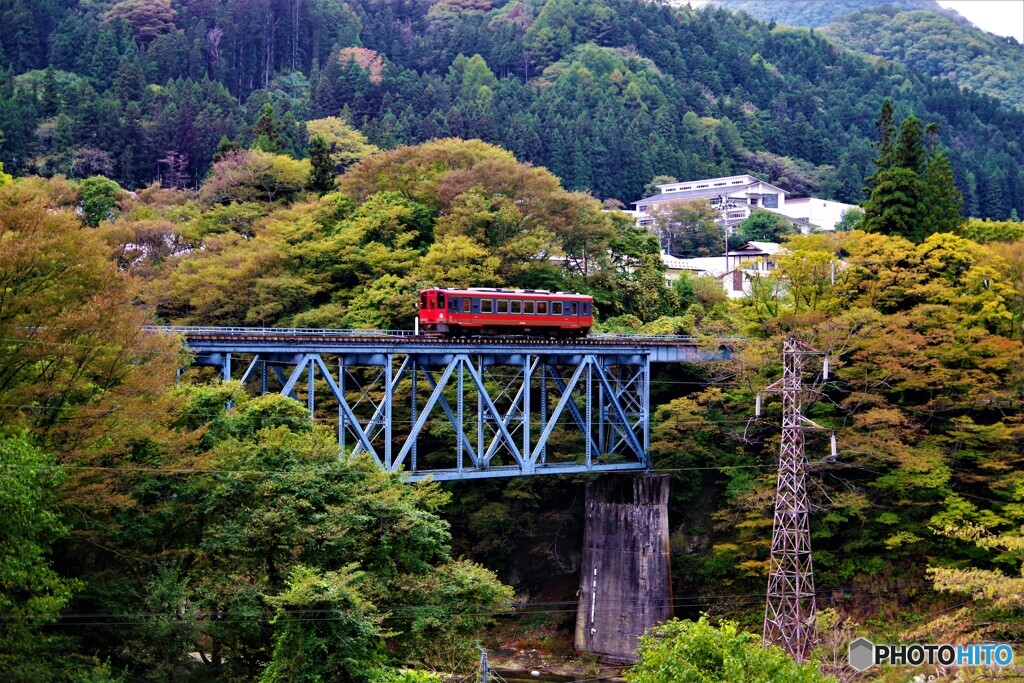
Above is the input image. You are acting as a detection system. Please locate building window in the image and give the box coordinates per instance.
[638,204,647,212]
[697,184,708,188]
[732,180,743,184]
[763,194,778,208]
[715,182,725,186]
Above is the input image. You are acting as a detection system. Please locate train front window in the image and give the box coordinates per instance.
[537,301,548,314]
[437,292,445,309]
[552,302,563,315]
[496,299,508,314]
[524,301,535,314]
[510,300,522,314]
[481,299,493,313]
[420,293,427,309]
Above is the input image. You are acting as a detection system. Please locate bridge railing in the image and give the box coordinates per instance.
[143,325,721,344]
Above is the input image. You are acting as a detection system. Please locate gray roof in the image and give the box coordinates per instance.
[633,183,759,207]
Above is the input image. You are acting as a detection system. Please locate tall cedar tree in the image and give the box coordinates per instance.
[307,134,335,194]
[863,100,962,242]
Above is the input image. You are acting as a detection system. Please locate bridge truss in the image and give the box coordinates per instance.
[176,330,668,481]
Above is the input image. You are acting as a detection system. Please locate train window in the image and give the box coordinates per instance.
[449,298,459,312]
[437,292,445,308]
[537,301,548,314]
[582,303,590,315]
[463,299,471,313]
[496,299,508,313]
[481,299,493,313]
[570,302,578,315]
[420,293,427,309]
[510,300,522,314]
[552,302,563,315]
[524,301,535,314]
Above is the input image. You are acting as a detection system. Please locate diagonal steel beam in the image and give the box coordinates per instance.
[351,357,410,457]
[240,355,262,384]
[392,357,462,471]
[591,361,645,459]
[311,356,380,462]
[482,356,539,466]
[421,366,480,468]
[530,359,591,465]
[543,362,600,459]
[463,357,524,468]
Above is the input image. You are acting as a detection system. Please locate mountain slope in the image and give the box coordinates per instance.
[823,7,1024,109]
[706,0,960,28]
[0,0,1022,219]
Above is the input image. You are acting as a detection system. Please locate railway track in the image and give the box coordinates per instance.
[144,325,735,348]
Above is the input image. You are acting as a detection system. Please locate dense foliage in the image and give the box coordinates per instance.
[708,0,949,28]
[824,6,1024,109]
[627,616,829,682]
[0,177,514,681]
[1,0,1023,219]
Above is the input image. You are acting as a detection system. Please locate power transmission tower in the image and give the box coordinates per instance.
[762,336,826,662]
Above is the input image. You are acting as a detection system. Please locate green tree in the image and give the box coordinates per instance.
[79,175,122,227]
[627,616,830,683]
[308,134,336,194]
[0,435,77,680]
[862,103,961,243]
[735,209,797,243]
[253,102,283,153]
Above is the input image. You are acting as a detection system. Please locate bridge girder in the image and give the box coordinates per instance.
[193,348,651,482]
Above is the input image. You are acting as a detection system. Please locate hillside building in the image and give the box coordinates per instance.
[627,174,855,236]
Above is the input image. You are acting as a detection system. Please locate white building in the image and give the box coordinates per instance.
[631,174,855,234]
[661,241,782,299]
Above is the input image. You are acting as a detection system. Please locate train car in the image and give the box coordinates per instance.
[418,288,594,338]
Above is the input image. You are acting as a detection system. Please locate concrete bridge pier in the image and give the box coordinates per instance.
[575,474,672,660]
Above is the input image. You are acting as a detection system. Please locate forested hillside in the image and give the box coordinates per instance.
[5,125,1024,679]
[708,0,958,28]
[823,7,1024,110]
[1,0,1023,218]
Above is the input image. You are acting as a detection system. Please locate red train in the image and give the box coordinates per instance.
[418,288,594,338]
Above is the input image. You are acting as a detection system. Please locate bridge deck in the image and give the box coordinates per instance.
[149,326,731,365]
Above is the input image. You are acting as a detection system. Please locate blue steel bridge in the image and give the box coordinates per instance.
[154,327,732,481]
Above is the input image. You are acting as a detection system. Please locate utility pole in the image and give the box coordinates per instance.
[762,337,825,662]
[479,647,488,683]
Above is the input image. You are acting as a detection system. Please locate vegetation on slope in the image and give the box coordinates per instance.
[1,0,1023,219]
[707,0,952,28]
[823,7,1024,109]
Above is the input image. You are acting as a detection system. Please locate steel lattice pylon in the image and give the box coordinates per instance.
[763,337,818,662]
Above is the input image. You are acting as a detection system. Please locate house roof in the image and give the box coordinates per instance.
[633,178,789,208]
[727,241,781,256]
[634,184,758,207]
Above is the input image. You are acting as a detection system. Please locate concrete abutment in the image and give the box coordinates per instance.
[574,474,672,660]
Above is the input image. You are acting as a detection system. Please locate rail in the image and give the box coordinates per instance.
[142,325,735,345]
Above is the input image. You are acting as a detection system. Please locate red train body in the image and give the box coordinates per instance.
[418,288,593,338]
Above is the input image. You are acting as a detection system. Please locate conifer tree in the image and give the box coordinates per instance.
[253,103,282,153]
[307,134,335,194]
[862,101,961,243]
